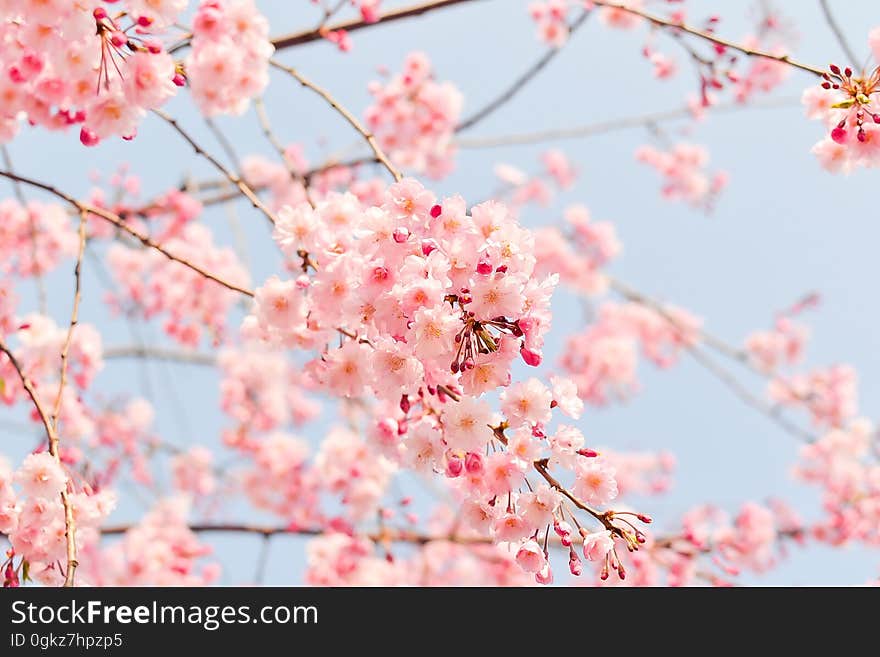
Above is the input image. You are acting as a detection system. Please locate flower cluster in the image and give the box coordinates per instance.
[2,452,115,586]
[365,53,463,178]
[0,200,78,277]
[804,62,880,173]
[0,1,185,145]
[186,0,274,116]
[561,302,701,405]
[106,223,249,347]
[635,143,729,212]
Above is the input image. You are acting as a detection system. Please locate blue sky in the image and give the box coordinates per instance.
[2,1,879,585]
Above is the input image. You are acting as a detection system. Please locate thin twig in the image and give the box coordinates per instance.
[253,97,315,208]
[818,0,860,66]
[269,59,403,182]
[151,109,279,226]
[50,211,87,429]
[457,8,592,131]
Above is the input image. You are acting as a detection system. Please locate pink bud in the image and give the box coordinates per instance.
[399,394,411,414]
[569,551,583,576]
[445,454,464,478]
[554,519,573,538]
[93,7,108,19]
[535,563,553,585]
[392,227,409,243]
[476,259,493,275]
[79,127,99,147]
[465,452,484,474]
[831,127,847,144]
[145,41,162,54]
[420,239,437,256]
[519,345,542,367]
[430,204,442,218]
[577,448,599,458]
[137,15,154,27]
[172,73,186,87]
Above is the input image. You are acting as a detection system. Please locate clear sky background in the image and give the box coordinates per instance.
[2,0,879,585]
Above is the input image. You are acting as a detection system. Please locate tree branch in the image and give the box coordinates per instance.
[271,0,483,50]
[269,59,403,183]
[0,339,78,586]
[0,170,255,298]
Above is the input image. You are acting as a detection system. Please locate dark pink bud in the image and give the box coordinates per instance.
[421,239,437,255]
[858,128,867,142]
[172,72,186,86]
[577,448,599,458]
[445,454,464,478]
[831,127,847,144]
[569,551,582,576]
[392,227,409,243]
[519,345,542,367]
[830,64,841,75]
[79,127,99,147]
[400,394,411,414]
[137,15,154,27]
[93,7,108,19]
[146,41,162,54]
[637,513,653,524]
[430,204,442,218]
[476,259,493,275]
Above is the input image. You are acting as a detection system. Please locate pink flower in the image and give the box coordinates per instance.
[573,459,618,506]
[500,378,552,427]
[441,398,493,452]
[515,539,546,573]
[14,453,66,499]
[582,530,614,561]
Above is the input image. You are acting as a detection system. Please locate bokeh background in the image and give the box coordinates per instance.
[2,0,879,585]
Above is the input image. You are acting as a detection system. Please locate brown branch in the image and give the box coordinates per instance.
[457,8,592,132]
[818,0,860,66]
[269,59,403,183]
[590,1,825,77]
[271,0,483,50]
[151,109,279,227]
[0,170,255,298]
[0,339,78,586]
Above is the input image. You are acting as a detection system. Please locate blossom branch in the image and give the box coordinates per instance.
[269,59,403,182]
[49,210,87,430]
[270,0,483,50]
[0,339,78,586]
[0,170,255,298]
[590,0,826,77]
